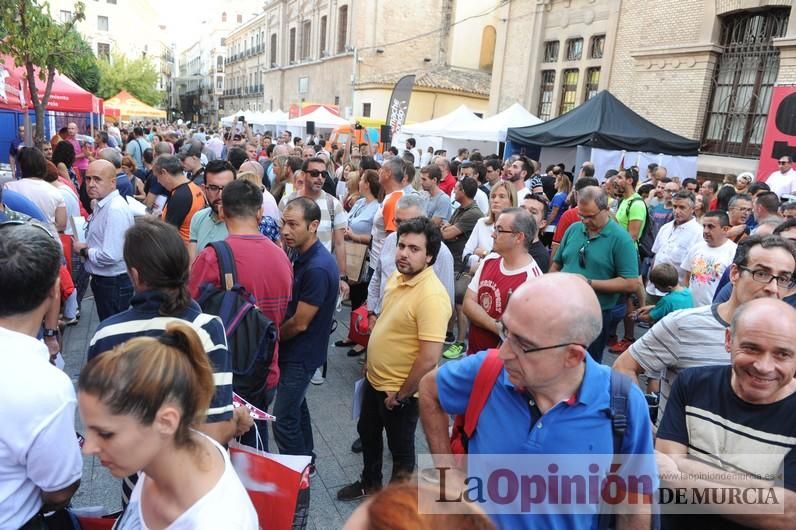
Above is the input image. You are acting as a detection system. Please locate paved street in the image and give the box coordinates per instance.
[63,295,430,530]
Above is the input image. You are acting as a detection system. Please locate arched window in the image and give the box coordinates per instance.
[701,8,789,157]
[479,25,496,71]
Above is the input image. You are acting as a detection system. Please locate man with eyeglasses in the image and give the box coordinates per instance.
[463,208,542,355]
[614,235,796,425]
[764,156,796,199]
[550,186,639,362]
[650,180,680,232]
[726,193,754,244]
[419,274,655,530]
[188,160,237,261]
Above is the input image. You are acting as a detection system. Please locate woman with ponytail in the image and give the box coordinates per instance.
[79,323,258,529]
[86,217,252,508]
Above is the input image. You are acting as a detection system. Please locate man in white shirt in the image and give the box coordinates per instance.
[681,209,737,306]
[646,191,703,300]
[72,159,136,321]
[765,155,796,199]
[0,223,82,529]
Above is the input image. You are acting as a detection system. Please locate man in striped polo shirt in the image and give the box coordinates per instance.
[656,298,796,529]
[614,235,796,425]
[87,218,249,506]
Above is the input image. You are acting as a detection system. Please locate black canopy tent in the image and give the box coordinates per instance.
[506,91,699,156]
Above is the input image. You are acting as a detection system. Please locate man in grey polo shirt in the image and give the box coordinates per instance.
[614,235,796,423]
[188,160,236,262]
[419,163,451,227]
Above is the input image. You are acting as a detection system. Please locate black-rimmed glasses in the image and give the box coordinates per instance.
[737,265,796,289]
[496,320,586,355]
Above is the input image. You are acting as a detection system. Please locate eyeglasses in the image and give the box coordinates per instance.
[205,184,225,193]
[731,206,753,213]
[494,228,517,235]
[305,169,323,177]
[578,239,592,268]
[737,266,796,289]
[578,210,605,222]
[496,320,585,355]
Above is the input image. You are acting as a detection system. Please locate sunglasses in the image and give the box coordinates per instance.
[578,239,592,268]
[305,169,324,177]
[779,161,790,165]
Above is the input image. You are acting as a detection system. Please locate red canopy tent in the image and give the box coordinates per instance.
[0,54,98,113]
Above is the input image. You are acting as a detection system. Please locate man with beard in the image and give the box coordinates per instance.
[188,160,236,261]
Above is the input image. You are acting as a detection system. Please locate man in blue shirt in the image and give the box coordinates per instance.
[9,124,25,178]
[273,196,339,466]
[419,273,655,530]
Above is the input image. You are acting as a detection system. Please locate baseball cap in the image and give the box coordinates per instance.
[737,172,754,185]
[178,140,203,160]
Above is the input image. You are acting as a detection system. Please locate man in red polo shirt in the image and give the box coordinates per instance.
[434,156,457,196]
[550,176,598,261]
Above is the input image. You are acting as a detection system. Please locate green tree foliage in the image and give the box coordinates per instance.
[0,0,88,143]
[60,28,100,94]
[97,52,162,108]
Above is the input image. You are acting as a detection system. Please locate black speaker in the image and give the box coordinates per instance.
[380,124,392,144]
[306,120,315,135]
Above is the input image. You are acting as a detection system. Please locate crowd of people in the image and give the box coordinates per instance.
[2,118,796,530]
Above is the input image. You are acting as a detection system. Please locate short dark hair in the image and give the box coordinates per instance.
[285,156,303,173]
[420,164,442,182]
[756,192,781,215]
[459,176,478,199]
[301,157,326,172]
[221,179,262,219]
[485,159,501,172]
[672,190,696,206]
[733,234,796,269]
[704,209,730,227]
[469,152,484,163]
[624,167,639,187]
[637,183,655,198]
[774,217,796,235]
[388,146,399,156]
[581,165,595,177]
[285,196,321,224]
[524,192,549,218]
[360,156,380,171]
[748,181,771,196]
[396,216,442,266]
[780,202,796,215]
[603,169,619,180]
[472,163,486,184]
[96,131,109,145]
[716,186,737,212]
[702,180,719,193]
[0,222,61,316]
[226,146,248,170]
[18,147,47,179]
[575,176,599,192]
[406,138,416,148]
[649,262,679,290]
[205,159,236,179]
[143,148,155,165]
[682,177,698,189]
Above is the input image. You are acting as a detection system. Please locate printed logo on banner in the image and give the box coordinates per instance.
[757,86,796,181]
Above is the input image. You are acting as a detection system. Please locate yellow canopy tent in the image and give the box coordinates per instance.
[104,90,166,122]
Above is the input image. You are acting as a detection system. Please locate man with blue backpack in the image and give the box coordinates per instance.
[419,274,656,530]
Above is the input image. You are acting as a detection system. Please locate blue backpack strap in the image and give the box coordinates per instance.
[208,240,238,291]
[610,369,631,454]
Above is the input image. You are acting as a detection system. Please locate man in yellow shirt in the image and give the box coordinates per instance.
[337,217,452,501]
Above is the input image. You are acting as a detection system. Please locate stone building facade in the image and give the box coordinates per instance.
[490,0,796,177]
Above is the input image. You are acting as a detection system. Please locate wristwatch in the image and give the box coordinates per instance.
[43,328,58,338]
[340,274,349,282]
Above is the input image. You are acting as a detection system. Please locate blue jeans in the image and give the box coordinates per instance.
[238,387,277,451]
[90,273,133,322]
[588,308,620,364]
[272,362,316,460]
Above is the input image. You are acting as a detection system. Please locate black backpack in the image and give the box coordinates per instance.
[197,241,277,410]
[628,197,656,259]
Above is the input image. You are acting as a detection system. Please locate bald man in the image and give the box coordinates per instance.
[656,298,796,529]
[72,159,135,321]
[419,274,654,530]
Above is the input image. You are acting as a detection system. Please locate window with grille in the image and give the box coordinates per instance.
[60,10,72,22]
[301,21,311,60]
[320,16,327,56]
[363,103,371,117]
[97,43,110,61]
[337,5,348,54]
[584,67,600,100]
[701,9,788,158]
[565,38,583,61]
[589,35,605,59]
[537,70,556,121]
[559,69,579,114]
[289,28,296,63]
[543,41,559,63]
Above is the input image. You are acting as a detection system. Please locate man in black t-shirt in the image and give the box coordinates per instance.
[656,297,796,530]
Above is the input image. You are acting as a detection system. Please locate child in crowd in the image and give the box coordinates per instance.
[633,263,693,323]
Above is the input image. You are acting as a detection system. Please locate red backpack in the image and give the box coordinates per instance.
[449,349,504,465]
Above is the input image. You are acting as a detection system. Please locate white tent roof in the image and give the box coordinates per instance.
[220,110,245,126]
[445,103,543,142]
[286,106,349,129]
[400,105,483,137]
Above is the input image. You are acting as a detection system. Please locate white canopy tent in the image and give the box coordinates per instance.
[400,105,483,137]
[220,110,245,127]
[397,105,501,156]
[285,106,350,140]
[445,103,542,143]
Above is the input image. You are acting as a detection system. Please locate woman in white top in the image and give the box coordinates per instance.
[79,323,258,530]
[462,181,517,273]
[3,147,66,236]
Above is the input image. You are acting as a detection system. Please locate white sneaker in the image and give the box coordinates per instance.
[311,368,325,385]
